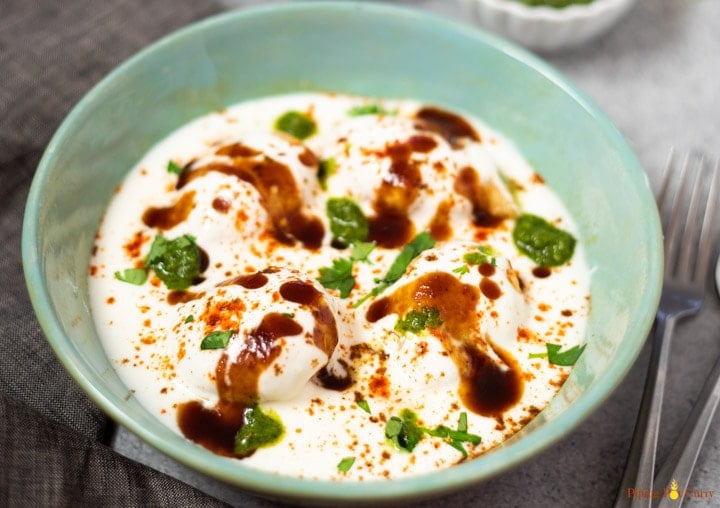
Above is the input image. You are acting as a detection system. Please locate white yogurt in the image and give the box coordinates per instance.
[89,92,590,480]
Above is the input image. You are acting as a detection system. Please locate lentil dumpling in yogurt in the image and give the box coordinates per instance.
[89,92,590,480]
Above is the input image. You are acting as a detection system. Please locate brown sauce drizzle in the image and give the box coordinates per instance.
[176,400,247,457]
[479,262,496,277]
[415,107,480,149]
[480,277,502,300]
[316,359,353,391]
[454,166,504,228]
[458,344,523,417]
[212,197,231,213]
[367,137,429,248]
[177,142,324,249]
[298,147,319,167]
[533,266,552,278]
[366,271,523,417]
[428,199,454,241]
[167,290,204,305]
[219,272,269,289]
[279,280,339,358]
[216,313,303,405]
[142,191,195,230]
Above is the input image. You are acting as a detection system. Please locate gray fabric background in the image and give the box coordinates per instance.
[2,0,719,507]
[0,0,227,505]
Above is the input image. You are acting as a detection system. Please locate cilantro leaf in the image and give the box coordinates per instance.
[385,410,424,452]
[200,330,235,350]
[384,232,435,283]
[167,160,183,175]
[385,409,481,458]
[546,343,586,366]
[355,232,436,307]
[457,412,468,433]
[327,197,369,247]
[317,257,355,298]
[337,456,356,472]
[357,400,371,414]
[347,103,397,116]
[275,111,316,140]
[395,307,443,335]
[463,245,497,267]
[317,158,336,191]
[452,265,469,276]
[528,351,548,360]
[114,268,148,285]
[145,234,201,290]
[316,241,374,299]
[422,415,481,458]
[350,241,375,263]
[184,314,194,324]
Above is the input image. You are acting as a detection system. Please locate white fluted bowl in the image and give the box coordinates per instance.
[464,0,638,52]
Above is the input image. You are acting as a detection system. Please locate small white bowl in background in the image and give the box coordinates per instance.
[462,0,638,52]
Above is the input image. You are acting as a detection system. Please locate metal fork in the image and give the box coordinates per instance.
[614,150,720,508]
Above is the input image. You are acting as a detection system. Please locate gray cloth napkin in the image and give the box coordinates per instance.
[0,0,232,505]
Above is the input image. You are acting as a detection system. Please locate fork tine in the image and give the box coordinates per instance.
[693,155,720,283]
[663,151,719,283]
[662,150,693,278]
[676,152,705,280]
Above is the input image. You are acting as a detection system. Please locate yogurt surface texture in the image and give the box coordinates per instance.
[89,92,590,481]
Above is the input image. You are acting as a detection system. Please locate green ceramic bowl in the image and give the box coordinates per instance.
[22,1,661,504]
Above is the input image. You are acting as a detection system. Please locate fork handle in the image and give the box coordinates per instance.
[614,313,678,508]
[653,347,720,508]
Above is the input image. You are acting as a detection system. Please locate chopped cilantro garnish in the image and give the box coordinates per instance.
[422,416,481,458]
[354,232,435,307]
[317,257,355,298]
[452,265,470,276]
[274,111,317,140]
[326,197,369,247]
[357,400,371,414]
[385,410,481,458]
[145,234,201,290]
[529,343,586,366]
[528,351,548,360]
[457,412,468,433]
[200,330,235,350]
[184,315,194,324]
[385,410,424,452]
[337,456,356,472]
[547,343,585,366]
[317,241,375,299]
[281,312,295,319]
[395,307,443,335]
[351,241,375,264]
[114,268,148,285]
[347,103,397,116]
[512,214,576,267]
[463,245,497,267]
[234,405,285,455]
[167,160,183,175]
[383,232,436,282]
[317,158,336,191]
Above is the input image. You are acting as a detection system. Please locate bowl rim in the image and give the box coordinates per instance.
[22,0,662,503]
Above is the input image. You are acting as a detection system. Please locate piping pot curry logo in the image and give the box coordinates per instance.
[626,479,714,501]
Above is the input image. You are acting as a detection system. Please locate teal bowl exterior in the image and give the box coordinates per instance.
[22,1,662,504]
